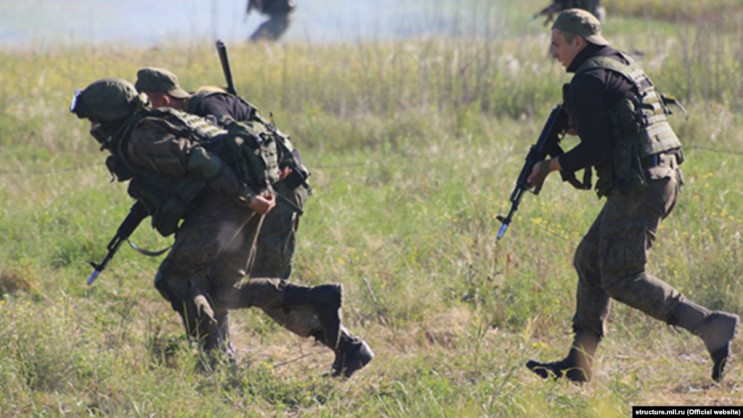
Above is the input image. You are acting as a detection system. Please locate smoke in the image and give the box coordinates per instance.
[0,0,503,49]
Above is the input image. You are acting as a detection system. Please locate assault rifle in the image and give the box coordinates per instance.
[214,40,311,209]
[87,201,149,285]
[496,105,587,240]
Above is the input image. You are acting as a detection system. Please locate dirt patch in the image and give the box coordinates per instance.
[0,270,32,297]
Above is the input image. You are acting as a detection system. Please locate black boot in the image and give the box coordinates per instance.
[329,327,374,379]
[669,298,739,382]
[526,330,600,383]
[284,283,343,349]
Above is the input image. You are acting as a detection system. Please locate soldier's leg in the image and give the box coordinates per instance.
[597,158,687,319]
[215,277,374,377]
[249,181,309,279]
[599,160,737,381]
[155,194,260,356]
[217,278,341,348]
[249,13,292,41]
[527,211,605,382]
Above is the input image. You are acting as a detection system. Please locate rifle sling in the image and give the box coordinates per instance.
[549,142,592,190]
[560,169,592,190]
[127,240,171,257]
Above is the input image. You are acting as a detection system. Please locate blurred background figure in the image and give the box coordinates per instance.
[246,0,296,41]
[533,0,605,26]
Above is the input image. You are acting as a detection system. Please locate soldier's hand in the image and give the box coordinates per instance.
[527,158,561,194]
[278,166,292,181]
[248,192,276,215]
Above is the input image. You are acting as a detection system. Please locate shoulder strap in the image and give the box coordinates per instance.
[576,53,646,91]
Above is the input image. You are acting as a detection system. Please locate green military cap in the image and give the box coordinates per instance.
[552,8,608,46]
[134,67,190,99]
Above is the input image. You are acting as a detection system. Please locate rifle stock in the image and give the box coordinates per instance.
[496,105,567,240]
[87,201,149,285]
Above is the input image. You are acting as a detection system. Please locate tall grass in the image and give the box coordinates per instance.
[0,0,741,415]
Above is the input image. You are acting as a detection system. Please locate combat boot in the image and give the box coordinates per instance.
[284,283,343,349]
[329,327,374,379]
[526,330,600,383]
[668,298,739,381]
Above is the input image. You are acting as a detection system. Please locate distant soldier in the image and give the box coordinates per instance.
[246,0,296,41]
[71,77,374,378]
[534,0,605,26]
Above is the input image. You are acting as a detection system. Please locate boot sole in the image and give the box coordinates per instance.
[526,360,588,383]
[708,313,738,382]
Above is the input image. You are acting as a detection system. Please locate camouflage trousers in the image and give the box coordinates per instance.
[154,192,321,349]
[249,181,309,279]
[572,154,683,337]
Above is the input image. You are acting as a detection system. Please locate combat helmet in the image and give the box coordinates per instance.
[71,77,148,123]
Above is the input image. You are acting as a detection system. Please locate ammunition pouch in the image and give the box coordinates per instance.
[127,175,207,237]
[209,118,280,193]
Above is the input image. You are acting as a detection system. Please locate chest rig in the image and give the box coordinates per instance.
[574,53,683,196]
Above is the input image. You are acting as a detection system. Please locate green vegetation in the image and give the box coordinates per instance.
[0,0,741,415]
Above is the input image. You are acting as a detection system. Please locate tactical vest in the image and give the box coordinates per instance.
[574,53,683,196]
[107,108,279,236]
[189,88,310,190]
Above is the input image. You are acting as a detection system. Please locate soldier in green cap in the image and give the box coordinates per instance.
[533,0,604,26]
[71,77,374,378]
[524,9,738,383]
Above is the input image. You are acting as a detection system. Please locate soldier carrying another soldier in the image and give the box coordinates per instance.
[71,77,373,378]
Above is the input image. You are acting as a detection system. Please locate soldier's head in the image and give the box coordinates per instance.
[135,67,190,110]
[70,77,148,147]
[550,8,608,69]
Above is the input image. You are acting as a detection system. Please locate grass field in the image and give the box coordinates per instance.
[0,0,741,416]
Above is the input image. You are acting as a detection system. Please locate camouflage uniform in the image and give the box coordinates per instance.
[110,110,334,352]
[526,10,738,384]
[248,179,309,278]
[572,153,682,338]
[134,70,311,280]
[72,78,374,378]
[186,87,309,279]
